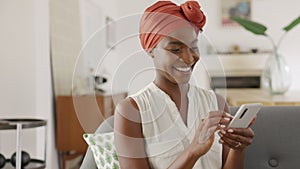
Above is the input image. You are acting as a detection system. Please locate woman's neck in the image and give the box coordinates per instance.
[153,78,189,99]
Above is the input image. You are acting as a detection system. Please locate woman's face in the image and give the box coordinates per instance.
[151,27,200,84]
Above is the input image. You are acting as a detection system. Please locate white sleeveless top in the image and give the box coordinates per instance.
[130,82,222,169]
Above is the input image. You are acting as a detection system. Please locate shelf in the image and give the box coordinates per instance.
[3,159,45,169]
[0,119,46,130]
[202,53,269,77]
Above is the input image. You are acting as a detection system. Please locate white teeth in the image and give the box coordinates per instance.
[175,67,191,72]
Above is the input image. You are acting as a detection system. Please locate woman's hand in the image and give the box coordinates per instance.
[218,117,256,151]
[189,111,232,156]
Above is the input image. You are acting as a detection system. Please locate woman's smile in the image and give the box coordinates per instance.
[173,65,192,74]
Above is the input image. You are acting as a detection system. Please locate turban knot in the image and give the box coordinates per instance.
[180,1,206,30]
[139,1,206,51]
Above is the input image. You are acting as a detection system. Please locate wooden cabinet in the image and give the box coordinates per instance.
[55,92,127,168]
[215,88,300,106]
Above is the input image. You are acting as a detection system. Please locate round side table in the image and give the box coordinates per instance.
[0,119,47,169]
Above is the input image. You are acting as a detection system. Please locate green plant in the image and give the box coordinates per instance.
[230,16,300,51]
[231,16,299,94]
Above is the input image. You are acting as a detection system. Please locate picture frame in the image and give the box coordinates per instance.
[221,0,252,26]
[105,16,116,49]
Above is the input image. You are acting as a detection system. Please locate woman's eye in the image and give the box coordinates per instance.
[169,48,181,53]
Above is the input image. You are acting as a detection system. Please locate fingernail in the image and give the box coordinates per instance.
[220,124,226,128]
[226,113,232,117]
[224,117,230,121]
[219,133,223,137]
[219,139,224,144]
[228,129,234,133]
[220,130,226,135]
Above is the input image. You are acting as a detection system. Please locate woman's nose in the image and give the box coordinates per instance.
[180,49,196,65]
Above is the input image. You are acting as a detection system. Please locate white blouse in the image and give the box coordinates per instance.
[130,82,222,169]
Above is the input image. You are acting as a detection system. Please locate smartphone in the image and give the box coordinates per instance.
[228,103,262,128]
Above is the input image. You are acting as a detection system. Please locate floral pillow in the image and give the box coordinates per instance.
[83,132,120,169]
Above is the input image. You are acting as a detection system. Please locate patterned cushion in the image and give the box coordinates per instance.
[83,132,120,169]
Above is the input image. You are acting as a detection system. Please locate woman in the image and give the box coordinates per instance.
[114,1,255,169]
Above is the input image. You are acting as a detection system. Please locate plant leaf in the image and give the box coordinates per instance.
[283,16,300,32]
[230,16,267,36]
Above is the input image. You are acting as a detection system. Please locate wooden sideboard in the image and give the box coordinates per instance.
[215,88,300,106]
[55,92,127,169]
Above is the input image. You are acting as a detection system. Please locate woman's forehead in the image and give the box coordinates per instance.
[159,28,198,47]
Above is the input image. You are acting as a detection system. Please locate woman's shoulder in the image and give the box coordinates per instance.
[128,83,158,110]
[115,97,140,116]
[114,97,143,134]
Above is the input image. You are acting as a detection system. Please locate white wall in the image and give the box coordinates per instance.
[0,0,58,168]
[50,0,84,96]
[50,0,120,96]
[0,0,36,118]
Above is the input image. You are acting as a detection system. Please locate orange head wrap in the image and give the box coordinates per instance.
[139,1,206,52]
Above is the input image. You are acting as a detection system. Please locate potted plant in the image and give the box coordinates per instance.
[231,16,300,94]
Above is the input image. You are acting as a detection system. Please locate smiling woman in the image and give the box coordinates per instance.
[113,1,256,169]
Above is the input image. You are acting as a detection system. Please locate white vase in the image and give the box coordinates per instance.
[261,49,291,95]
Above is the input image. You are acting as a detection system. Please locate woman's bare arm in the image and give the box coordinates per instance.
[114,98,150,169]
